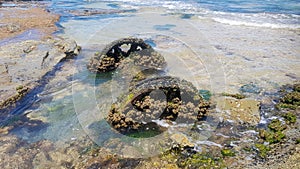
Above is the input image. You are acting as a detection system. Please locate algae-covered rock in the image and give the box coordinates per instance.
[260,129,286,144]
[221,148,235,157]
[87,37,154,73]
[222,93,246,99]
[281,91,300,106]
[268,119,287,132]
[255,143,270,158]
[178,151,225,169]
[276,83,300,110]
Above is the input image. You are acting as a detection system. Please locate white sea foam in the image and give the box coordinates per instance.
[212,17,300,29]
[196,140,223,148]
[101,0,300,29]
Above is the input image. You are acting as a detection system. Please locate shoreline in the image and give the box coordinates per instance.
[0,2,80,112]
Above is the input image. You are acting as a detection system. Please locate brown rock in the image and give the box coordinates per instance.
[217,98,261,125]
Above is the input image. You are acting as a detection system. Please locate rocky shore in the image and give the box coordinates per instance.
[0,2,81,112]
[0,2,299,169]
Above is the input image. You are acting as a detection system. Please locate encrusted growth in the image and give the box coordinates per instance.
[106,76,210,134]
[87,37,153,73]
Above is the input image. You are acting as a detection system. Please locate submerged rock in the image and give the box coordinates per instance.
[0,37,80,111]
[217,98,260,125]
[222,92,246,99]
[240,83,261,94]
[87,37,154,73]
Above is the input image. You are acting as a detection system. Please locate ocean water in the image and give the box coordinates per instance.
[50,0,300,29]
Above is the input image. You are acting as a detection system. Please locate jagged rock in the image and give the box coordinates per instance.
[170,133,195,148]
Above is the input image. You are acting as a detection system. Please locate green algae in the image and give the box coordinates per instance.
[161,146,225,169]
[277,84,300,110]
[255,143,270,158]
[132,71,146,82]
[259,129,285,144]
[282,112,297,124]
[16,85,24,91]
[263,119,286,144]
[47,103,65,112]
[221,93,246,99]
[259,119,287,144]
[296,138,300,144]
[127,93,135,102]
[294,84,300,92]
[221,149,235,157]
[243,146,252,152]
[276,103,298,110]
[281,91,300,105]
[268,119,287,132]
[178,153,225,169]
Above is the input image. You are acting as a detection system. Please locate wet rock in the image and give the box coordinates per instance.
[222,92,246,99]
[68,8,134,16]
[54,38,81,58]
[0,86,30,110]
[6,24,21,33]
[240,83,261,94]
[282,112,297,124]
[217,98,260,125]
[268,119,287,132]
[255,143,270,158]
[0,37,80,110]
[170,133,194,148]
[0,135,37,169]
[0,126,12,134]
[87,37,153,73]
[0,6,59,40]
[221,148,236,157]
[276,83,300,110]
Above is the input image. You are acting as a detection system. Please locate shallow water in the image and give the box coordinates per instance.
[0,29,43,46]
[1,0,299,167]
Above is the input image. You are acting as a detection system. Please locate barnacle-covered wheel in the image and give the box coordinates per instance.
[87,37,153,73]
[106,76,210,134]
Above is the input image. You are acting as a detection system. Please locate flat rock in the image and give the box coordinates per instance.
[0,37,80,110]
[217,97,261,125]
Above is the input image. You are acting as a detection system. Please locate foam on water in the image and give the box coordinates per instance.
[97,0,300,29]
